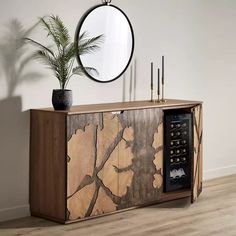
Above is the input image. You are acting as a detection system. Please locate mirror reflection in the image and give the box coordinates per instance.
[76,5,134,83]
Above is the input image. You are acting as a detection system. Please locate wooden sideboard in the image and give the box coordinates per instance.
[30,99,203,224]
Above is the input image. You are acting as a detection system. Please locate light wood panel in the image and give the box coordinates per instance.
[191,104,203,202]
[117,137,134,197]
[96,113,120,198]
[2,175,235,236]
[67,124,95,197]
[152,121,163,189]
[36,99,202,115]
[67,113,120,220]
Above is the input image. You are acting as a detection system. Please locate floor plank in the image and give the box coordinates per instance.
[1,174,236,236]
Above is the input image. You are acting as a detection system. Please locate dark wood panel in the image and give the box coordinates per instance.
[30,110,66,222]
[159,190,191,202]
[117,108,163,208]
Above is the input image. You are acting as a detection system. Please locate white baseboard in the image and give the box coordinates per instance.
[204,165,236,180]
[0,204,30,222]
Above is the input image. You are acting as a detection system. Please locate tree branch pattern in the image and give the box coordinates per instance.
[67,109,163,221]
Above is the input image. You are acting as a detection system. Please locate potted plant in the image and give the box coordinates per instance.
[25,15,103,110]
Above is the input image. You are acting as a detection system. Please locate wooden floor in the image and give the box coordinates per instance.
[1,174,236,236]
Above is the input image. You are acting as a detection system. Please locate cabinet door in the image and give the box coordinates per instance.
[66,112,121,221]
[117,108,164,209]
[66,108,164,221]
[191,104,203,202]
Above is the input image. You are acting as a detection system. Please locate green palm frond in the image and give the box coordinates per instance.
[33,50,59,76]
[78,34,104,55]
[78,31,89,41]
[80,34,104,47]
[72,66,98,76]
[51,15,70,47]
[26,15,103,89]
[24,37,55,57]
[64,42,76,61]
[40,17,61,49]
[79,44,101,55]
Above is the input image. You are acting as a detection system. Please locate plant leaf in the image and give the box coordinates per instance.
[40,16,61,49]
[24,17,104,88]
[50,15,70,47]
[24,37,55,57]
[72,66,99,76]
[78,33,104,55]
[64,42,76,61]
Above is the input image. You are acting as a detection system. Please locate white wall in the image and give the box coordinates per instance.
[0,0,236,221]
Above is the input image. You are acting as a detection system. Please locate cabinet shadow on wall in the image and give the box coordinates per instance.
[0,97,30,210]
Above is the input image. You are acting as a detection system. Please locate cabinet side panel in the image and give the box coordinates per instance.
[191,104,203,202]
[30,111,66,221]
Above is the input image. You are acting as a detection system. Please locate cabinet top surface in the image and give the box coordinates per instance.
[32,99,202,115]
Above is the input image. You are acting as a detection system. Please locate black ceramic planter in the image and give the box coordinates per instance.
[52,89,73,110]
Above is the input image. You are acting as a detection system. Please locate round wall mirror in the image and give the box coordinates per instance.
[76,4,135,83]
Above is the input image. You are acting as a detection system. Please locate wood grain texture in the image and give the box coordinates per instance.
[3,175,234,236]
[67,124,95,197]
[117,108,163,209]
[67,182,95,220]
[96,113,120,199]
[66,108,164,221]
[30,110,66,222]
[36,99,202,115]
[118,138,134,197]
[191,104,203,202]
[30,100,203,223]
[91,187,118,216]
[160,190,191,202]
[67,113,123,221]
[152,121,164,188]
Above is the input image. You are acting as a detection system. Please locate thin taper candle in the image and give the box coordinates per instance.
[151,62,153,89]
[162,84,164,102]
[162,56,164,85]
[161,56,166,102]
[151,62,153,101]
[157,68,160,102]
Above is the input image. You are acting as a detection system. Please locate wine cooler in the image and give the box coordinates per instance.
[164,110,193,192]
